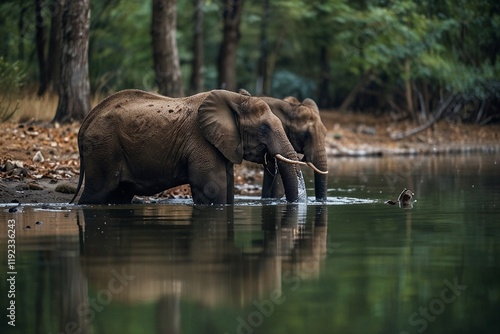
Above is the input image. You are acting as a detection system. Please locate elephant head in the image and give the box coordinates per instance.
[197,90,305,202]
[71,89,304,204]
[259,96,329,201]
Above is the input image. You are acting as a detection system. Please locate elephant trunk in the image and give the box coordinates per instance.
[313,161,328,201]
[276,156,300,202]
[307,147,328,201]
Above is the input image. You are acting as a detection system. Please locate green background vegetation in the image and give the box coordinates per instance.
[1,0,499,122]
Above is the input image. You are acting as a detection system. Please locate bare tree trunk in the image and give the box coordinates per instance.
[217,0,244,91]
[52,0,90,123]
[35,0,49,96]
[18,4,28,60]
[256,0,269,96]
[265,24,287,96]
[47,0,64,94]
[189,0,204,94]
[152,0,184,97]
[318,45,330,108]
[404,59,415,119]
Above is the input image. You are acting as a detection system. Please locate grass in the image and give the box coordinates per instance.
[1,90,103,123]
[11,92,59,122]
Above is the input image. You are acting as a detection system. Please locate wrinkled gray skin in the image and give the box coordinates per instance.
[259,96,328,201]
[71,89,302,204]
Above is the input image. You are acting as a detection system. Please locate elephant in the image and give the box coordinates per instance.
[258,95,329,201]
[70,89,307,205]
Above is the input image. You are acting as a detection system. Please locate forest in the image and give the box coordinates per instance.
[1,0,499,124]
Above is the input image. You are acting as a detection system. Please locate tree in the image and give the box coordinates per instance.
[35,0,48,96]
[1,0,498,123]
[46,0,64,95]
[189,0,204,94]
[256,0,270,96]
[34,0,64,96]
[217,0,245,91]
[52,0,91,123]
[152,0,184,97]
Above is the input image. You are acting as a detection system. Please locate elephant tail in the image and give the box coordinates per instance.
[69,142,85,204]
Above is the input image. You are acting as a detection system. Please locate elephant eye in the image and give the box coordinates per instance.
[259,124,271,134]
[298,130,309,141]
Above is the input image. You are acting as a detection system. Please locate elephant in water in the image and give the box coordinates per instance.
[71,89,306,205]
[258,95,329,201]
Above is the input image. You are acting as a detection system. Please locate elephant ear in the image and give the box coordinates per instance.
[238,88,251,96]
[283,96,301,105]
[302,98,320,114]
[198,90,244,164]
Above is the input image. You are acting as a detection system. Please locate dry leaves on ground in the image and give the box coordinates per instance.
[0,122,80,181]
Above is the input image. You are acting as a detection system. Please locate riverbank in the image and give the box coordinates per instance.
[1,110,499,204]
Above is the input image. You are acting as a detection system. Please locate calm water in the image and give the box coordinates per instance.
[1,154,499,334]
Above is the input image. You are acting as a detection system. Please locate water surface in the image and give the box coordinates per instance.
[1,154,499,334]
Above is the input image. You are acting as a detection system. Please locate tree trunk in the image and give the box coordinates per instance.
[52,0,91,123]
[318,45,330,108]
[256,0,269,96]
[47,0,64,94]
[217,0,245,91]
[152,0,184,97]
[35,0,49,96]
[18,4,28,60]
[265,24,287,96]
[404,59,415,120]
[189,0,204,94]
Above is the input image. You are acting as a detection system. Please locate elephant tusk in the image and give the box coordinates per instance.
[306,162,329,174]
[275,154,307,166]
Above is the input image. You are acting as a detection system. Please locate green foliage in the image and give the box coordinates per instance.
[89,0,153,93]
[0,0,498,121]
[271,70,317,99]
[302,0,500,119]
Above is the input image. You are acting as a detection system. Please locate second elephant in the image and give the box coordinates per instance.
[259,95,329,202]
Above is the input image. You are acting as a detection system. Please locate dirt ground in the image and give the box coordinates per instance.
[1,110,499,204]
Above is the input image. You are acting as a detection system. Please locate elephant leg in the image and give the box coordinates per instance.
[79,178,117,204]
[261,159,285,199]
[78,160,133,204]
[226,163,234,205]
[189,156,231,205]
[190,176,227,204]
[80,180,136,205]
[107,182,137,204]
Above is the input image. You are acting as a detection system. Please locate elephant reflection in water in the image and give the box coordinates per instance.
[74,205,328,333]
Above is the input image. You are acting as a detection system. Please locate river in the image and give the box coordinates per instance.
[1,153,499,334]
